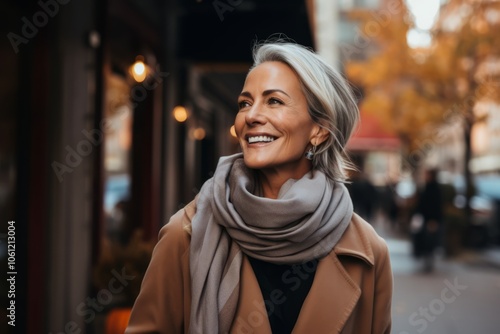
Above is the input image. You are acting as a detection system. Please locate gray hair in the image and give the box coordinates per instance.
[251,41,360,183]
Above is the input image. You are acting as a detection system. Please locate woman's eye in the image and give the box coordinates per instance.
[238,101,251,109]
[268,98,283,105]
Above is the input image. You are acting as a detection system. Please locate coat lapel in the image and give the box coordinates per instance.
[293,215,374,334]
[292,251,361,334]
[230,255,272,334]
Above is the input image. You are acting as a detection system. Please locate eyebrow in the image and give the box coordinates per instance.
[239,89,291,99]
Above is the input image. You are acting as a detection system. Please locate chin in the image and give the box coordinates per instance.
[242,154,271,170]
[242,158,265,170]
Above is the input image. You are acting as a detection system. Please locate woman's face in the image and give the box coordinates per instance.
[235,61,322,179]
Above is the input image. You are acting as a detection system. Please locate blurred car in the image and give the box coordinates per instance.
[453,174,497,217]
[452,174,499,247]
[104,174,130,214]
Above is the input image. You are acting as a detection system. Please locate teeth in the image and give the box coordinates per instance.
[248,136,275,143]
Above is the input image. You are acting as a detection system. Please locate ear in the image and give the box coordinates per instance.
[310,124,330,146]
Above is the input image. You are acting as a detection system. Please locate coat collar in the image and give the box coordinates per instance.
[333,213,375,266]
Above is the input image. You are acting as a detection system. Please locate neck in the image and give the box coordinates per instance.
[257,168,312,199]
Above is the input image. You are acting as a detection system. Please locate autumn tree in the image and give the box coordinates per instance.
[346,0,500,225]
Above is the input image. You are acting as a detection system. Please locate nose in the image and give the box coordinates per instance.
[245,102,266,126]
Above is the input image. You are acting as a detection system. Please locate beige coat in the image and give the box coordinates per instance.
[126,200,393,334]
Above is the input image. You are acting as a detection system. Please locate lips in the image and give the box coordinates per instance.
[247,135,276,144]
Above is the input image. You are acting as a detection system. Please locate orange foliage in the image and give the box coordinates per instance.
[345,0,500,149]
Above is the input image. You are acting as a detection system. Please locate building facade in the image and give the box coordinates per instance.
[1,1,313,333]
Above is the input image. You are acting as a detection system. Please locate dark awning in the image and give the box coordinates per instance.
[178,0,314,62]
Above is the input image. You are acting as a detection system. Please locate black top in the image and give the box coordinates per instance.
[247,256,319,334]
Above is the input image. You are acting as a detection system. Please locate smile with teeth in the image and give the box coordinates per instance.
[247,135,276,144]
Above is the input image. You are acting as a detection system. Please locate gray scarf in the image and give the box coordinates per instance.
[189,153,353,333]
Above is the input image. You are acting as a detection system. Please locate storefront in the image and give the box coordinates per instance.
[1,1,314,333]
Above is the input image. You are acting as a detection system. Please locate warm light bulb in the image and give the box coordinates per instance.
[193,127,206,140]
[134,62,145,75]
[131,58,147,82]
[173,106,188,122]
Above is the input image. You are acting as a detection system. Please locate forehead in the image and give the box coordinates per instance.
[244,61,301,88]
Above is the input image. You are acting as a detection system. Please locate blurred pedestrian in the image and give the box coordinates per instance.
[126,40,392,333]
[347,168,378,223]
[413,168,443,272]
[382,182,400,231]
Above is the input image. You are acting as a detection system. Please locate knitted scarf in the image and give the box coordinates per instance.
[189,153,353,333]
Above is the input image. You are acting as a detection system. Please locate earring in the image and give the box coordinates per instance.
[305,145,316,160]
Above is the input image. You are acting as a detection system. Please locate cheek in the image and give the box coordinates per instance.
[291,127,316,150]
[279,118,314,141]
[234,113,244,137]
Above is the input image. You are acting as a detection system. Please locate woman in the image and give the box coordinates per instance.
[126,41,393,334]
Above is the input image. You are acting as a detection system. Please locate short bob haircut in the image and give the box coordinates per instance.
[251,41,360,183]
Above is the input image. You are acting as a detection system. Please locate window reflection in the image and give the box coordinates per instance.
[103,73,133,244]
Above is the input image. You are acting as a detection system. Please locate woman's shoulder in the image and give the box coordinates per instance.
[335,213,390,266]
[353,214,389,256]
[157,199,196,248]
[127,201,196,333]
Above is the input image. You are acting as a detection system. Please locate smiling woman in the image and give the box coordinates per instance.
[234,61,328,198]
[126,39,393,334]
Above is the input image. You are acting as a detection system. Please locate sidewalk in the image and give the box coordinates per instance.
[481,248,500,268]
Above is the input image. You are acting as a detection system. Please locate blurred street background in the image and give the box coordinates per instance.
[1,0,499,333]
[374,216,500,333]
